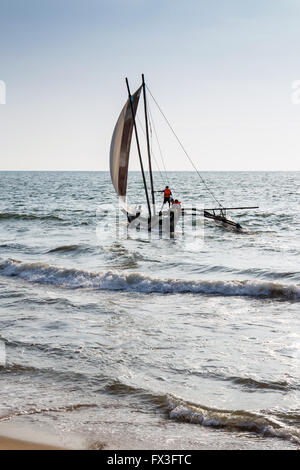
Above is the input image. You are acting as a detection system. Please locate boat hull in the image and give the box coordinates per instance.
[126,207,181,237]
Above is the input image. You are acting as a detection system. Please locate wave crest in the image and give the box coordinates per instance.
[165,395,300,444]
[0,259,300,300]
[99,379,300,444]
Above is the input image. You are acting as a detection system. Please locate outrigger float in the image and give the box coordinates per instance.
[109,74,258,236]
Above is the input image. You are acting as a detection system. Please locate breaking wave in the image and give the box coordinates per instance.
[0,258,300,300]
[103,380,300,444]
[165,395,300,444]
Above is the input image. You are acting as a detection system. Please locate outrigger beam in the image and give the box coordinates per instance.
[203,211,241,228]
[182,206,259,230]
[203,206,259,211]
[183,206,258,213]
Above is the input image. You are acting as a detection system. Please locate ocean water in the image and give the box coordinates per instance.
[0,170,299,450]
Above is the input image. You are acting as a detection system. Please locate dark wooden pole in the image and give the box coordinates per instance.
[159,211,162,238]
[192,207,196,231]
[204,206,259,211]
[170,210,175,239]
[142,74,155,214]
[125,77,151,218]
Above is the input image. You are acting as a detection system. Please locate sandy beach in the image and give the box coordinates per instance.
[0,434,63,450]
[0,423,67,450]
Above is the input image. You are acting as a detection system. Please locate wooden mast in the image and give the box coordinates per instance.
[142,74,156,215]
[125,77,151,218]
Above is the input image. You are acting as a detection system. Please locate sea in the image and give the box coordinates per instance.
[0,170,299,450]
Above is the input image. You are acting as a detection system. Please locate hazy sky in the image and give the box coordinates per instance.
[1,0,300,171]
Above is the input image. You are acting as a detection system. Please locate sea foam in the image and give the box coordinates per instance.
[0,258,300,300]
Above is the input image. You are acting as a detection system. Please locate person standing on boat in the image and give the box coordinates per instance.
[159,186,172,207]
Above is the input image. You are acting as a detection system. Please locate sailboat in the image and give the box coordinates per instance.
[110,74,181,238]
[109,74,258,236]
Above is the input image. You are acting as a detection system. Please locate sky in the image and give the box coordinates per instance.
[0,0,300,171]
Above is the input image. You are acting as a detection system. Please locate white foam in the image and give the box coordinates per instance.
[165,395,300,444]
[1,258,300,300]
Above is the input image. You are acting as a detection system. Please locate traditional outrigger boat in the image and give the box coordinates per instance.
[109,74,258,236]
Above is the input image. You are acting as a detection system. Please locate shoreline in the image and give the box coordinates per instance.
[0,434,64,450]
[0,423,68,450]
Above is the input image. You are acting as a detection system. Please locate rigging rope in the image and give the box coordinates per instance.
[147,114,168,187]
[146,85,223,208]
[136,114,167,188]
[147,102,170,186]
[148,104,181,197]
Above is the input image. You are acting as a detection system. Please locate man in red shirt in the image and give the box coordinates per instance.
[162,186,172,207]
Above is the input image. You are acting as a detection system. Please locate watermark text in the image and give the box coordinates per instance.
[0,80,6,104]
[291,80,300,104]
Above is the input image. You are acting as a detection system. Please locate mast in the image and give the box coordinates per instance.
[142,74,155,214]
[125,77,151,218]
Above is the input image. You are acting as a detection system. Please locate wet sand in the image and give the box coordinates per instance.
[0,434,63,450]
[0,423,67,450]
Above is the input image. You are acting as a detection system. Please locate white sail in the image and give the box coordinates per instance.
[110,86,142,214]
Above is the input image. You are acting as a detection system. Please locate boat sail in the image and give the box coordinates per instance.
[110,85,142,216]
